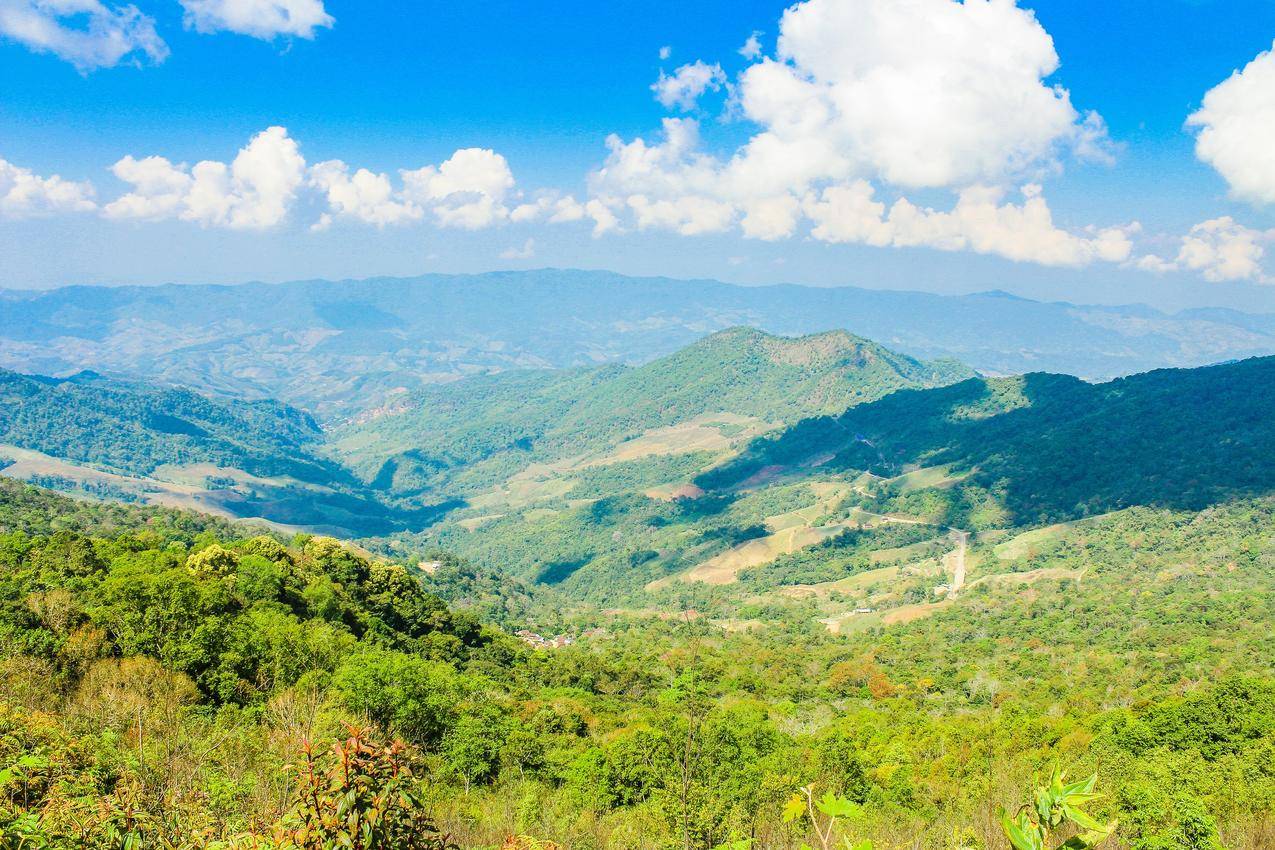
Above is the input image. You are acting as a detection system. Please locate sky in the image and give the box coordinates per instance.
[1,0,1275,312]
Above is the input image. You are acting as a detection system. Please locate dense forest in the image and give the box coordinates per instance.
[698,357,1275,523]
[1,480,1270,849]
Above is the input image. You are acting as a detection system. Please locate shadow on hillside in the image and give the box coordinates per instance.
[697,358,1275,525]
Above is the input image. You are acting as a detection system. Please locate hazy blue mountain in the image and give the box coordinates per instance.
[3,270,1274,418]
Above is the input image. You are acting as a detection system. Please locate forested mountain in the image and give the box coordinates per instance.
[701,355,1275,524]
[3,270,1274,417]
[0,369,441,536]
[410,354,1275,602]
[0,368,327,481]
[331,327,972,500]
[0,336,1272,849]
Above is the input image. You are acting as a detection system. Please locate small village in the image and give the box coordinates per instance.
[513,627,607,649]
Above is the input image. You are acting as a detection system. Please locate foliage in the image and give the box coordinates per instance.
[273,727,455,850]
[999,766,1115,850]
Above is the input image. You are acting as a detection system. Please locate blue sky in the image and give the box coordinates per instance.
[1,0,1274,311]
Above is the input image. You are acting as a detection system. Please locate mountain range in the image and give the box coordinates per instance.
[4,269,1275,418]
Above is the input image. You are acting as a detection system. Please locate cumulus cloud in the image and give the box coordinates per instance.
[179,0,333,40]
[1176,217,1270,283]
[743,0,1103,189]
[1188,40,1275,206]
[510,192,586,224]
[101,130,536,232]
[1133,218,1272,283]
[804,182,1135,267]
[588,0,1127,268]
[590,115,1133,265]
[0,0,167,71]
[739,31,762,60]
[0,156,96,217]
[652,60,727,111]
[400,148,516,230]
[105,126,306,228]
[309,160,421,227]
[584,198,621,237]
[658,45,671,60]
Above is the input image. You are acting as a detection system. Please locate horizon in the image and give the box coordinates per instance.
[5,265,1275,318]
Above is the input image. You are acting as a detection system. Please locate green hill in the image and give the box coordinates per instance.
[698,355,1275,525]
[331,327,973,500]
[410,354,1275,601]
[0,368,331,482]
[0,369,447,536]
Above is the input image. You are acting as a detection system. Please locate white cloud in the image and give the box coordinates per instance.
[510,192,586,224]
[658,45,671,60]
[105,126,306,229]
[401,148,516,230]
[179,0,333,39]
[1131,254,1178,275]
[0,156,96,217]
[739,31,762,60]
[0,0,167,71]
[102,130,549,233]
[309,160,421,227]
[1133,218,1272,283]
[588,0,1125,269]
[1176,217,1271,283]
[628,193,735,235]
[500,238,535,260]
[744,0,1103,189]
[805,181,1136,267]
[584,198,621,237]
[590,115,1133,267]
[1188,40,1275,206]
[652,60,727,111]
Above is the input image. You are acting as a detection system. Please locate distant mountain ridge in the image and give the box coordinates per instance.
[0,327,968,536]
[3,269,1274,418]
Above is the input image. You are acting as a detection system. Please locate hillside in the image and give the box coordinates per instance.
[699,355,1275,525]
[406,354,1275,604]
[3,270,1274,417]
[0,369,441,536]
[330,327,972,500]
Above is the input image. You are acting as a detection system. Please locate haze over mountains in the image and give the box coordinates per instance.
[3,270,1275,418]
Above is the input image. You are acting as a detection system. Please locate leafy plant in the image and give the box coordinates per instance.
[999,766,1116,850]
[273,726,455,850]
[781,785,872,850]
